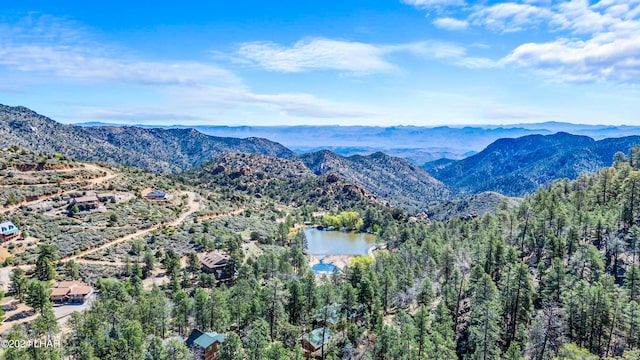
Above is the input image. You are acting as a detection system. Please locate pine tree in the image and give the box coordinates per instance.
[26,280,51,314]
[541,258,566,305]
[414,304,430,359]
[220,332,244,360]
[624,264,640,302]
[193,288,211,330]
[430,302,457,360]
[503,262,534,347]
[286,279,305,325]
[171,290,192,336]
[9,267,27,302]
[468,273,502,360]
[34,243,57,281]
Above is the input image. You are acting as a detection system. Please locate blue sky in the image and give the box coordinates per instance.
[1,0,639,126]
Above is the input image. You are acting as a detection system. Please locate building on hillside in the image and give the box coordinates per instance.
[299,327,334,358]
[145,189,169,201]
[97,193,116,202]
[50,280,93,303]
[71,193,100,210]
[199,252,233,281]
[185,329,225,360]
[0,221,19,242]
[313,303,341,327]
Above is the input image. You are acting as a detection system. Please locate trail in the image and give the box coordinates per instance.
[74,205,246,266]
[62,191,201,263]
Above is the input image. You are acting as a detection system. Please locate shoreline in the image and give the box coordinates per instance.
[309,254,354,271]
[309,245,378,272]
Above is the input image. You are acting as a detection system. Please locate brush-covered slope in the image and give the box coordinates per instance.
[426,191,520,221]
[177,152,384,211]
[426,132,640,197]
[0,104,295,173]
[301,150,450,212]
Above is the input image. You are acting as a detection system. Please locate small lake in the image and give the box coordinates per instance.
[305,228,376,255]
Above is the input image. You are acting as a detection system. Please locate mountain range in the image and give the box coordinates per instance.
[76,121,640,165]
[0,105,294,173]
[3,104,640,214]
[425,132,640,197]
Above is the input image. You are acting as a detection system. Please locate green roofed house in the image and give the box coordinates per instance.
[0,221,19,242]
[299,327,334,358]
[313,303,341,327]
[185,329,225,360]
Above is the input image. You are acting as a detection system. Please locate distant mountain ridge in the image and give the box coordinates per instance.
[426,132,640,197]
[5,104,640,214]
[76,121,640,164]
[0,104,294,173]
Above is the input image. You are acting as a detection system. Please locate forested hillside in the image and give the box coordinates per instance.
[427,132,640,197]
[5,146,640,359]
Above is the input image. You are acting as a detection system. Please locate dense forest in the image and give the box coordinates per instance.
[5,147,640,359]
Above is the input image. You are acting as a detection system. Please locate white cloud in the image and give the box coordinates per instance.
[494,0,640,83]
[470,3,553,33]
[400,0,465,9]
[235,38,465,74]
[0,15,385,121]
[456,57,502,69]
[0,45,240,86]
[386,41,467,59]
[433,17,469,30]
[179,86,382,119]
[0,15,239,86]
[406,0,640,84]
[236,38,396,74]
[505,32,640,83]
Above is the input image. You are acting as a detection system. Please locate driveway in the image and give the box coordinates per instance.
[53,293,96,326]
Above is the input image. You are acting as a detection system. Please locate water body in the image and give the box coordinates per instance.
[305,228,376,255]
[312,258,338,274]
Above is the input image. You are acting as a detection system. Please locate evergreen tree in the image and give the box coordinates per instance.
[468,273,502,360]
[220,332,244,360]
[414,304,430,358]
[503,262,534,347]
[624,264,640,302]
[9,268,27,302]
[541,258,566,305]
[34,243,57,281]
[286,279,305,325]
[430,302,457,360]
[26,280,51,314]
[171,290,192,336]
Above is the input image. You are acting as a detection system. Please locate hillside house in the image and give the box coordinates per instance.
[0,221,19,242]
[71,193,100,210]
[97,193,116,202]
[299,327,334,358]
[185,329,225,360]
[313,303,341,327]
[145,189,168,201]
[200,252,233,281]
[50,280,93,303]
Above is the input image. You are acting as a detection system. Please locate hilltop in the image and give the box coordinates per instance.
[0,105,294,174]
[426,132,640,197]
[301,150,450,212]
